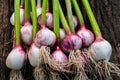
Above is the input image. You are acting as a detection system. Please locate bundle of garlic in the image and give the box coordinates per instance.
[6,0,120,80]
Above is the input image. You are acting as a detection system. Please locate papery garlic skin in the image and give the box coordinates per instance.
[6,45,26,70]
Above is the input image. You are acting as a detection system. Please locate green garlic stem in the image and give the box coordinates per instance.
[71,0,85,26]
[59,2,71,35]
[31,0,37,39]
[53,0,60,40]
[25,0,30,21]
[41,0,48,24]
[15,0,20,45]
[65,0,75,33]
[82,0,101,36]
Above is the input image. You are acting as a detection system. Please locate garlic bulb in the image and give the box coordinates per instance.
[51,47,68,64]
[46,12,53,28]
[61,34,82,53]
[36,7,42,17]
[60,28,66,41]
[77,27,94,47]
[10,8,24,26]
[34,28,56,47]
[28,43,40,67]
[90,38,112,61]
[6,45,26,70]
[21,22,32,45]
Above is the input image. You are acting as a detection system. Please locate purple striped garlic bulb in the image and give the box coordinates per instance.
[34,28,56,47]
[46,12,53,28]
[21,21,32,45]
[51,46,68,64]
[61,34,82,53]
[77,26,94,47]
[38,12,53,29]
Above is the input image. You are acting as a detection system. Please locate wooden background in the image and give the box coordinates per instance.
[0,0,120,80]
